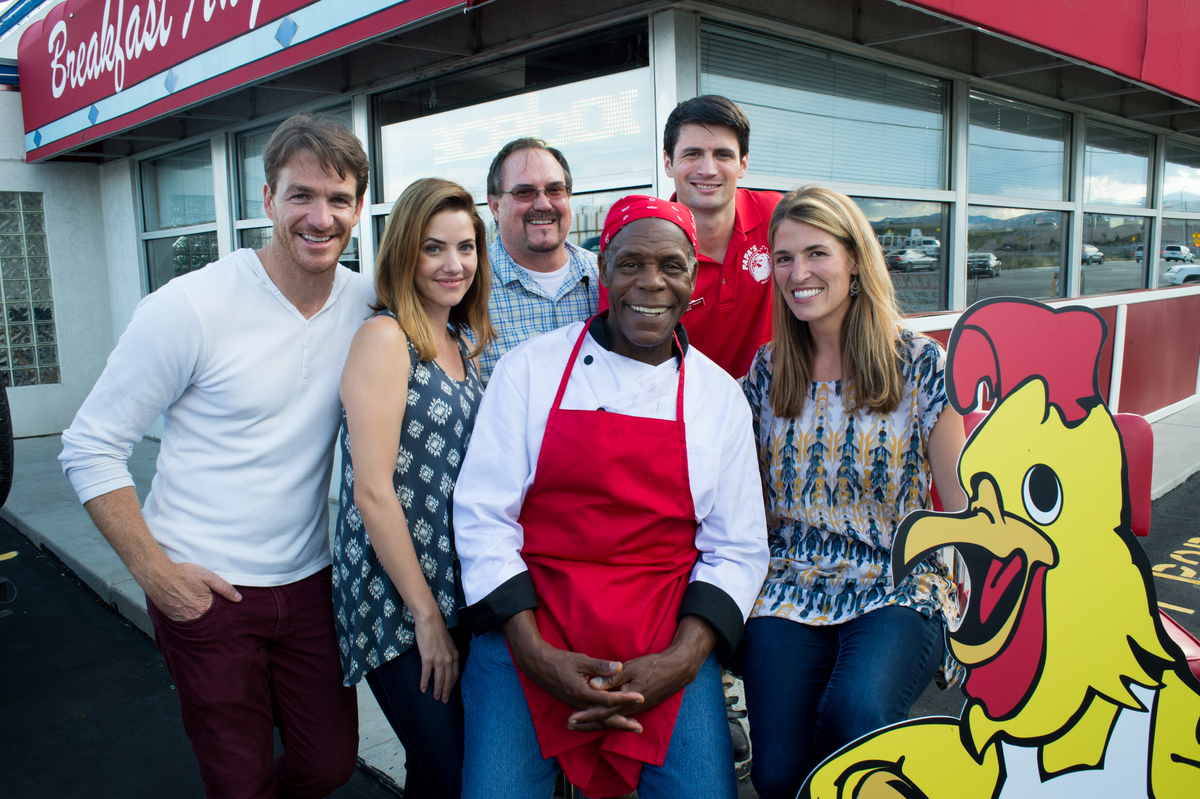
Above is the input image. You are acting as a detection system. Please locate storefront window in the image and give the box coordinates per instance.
[145,233,219,292]
[378,69,653,204]
[966,207,1065,304]
[1156,218,1200,287]
[142,145,217,291]
[375,23,651,204]
[0,191,59,386]
[1083,123,1151,208]
[1163,140,1200,213]
[1080,213,1148,295]
[968,95,1066,201]
[142,146,215,230]
[853,197,948,314]
[702,25,947,191]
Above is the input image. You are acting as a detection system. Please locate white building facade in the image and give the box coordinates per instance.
[4,0,1200,435]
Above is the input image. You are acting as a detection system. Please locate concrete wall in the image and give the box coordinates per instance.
[99,159,142,348]
[0,91,116,437]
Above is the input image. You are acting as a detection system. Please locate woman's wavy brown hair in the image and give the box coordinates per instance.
[768,185,908,418]
[373,178,495,361]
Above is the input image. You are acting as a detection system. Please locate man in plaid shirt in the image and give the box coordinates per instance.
[481,138,598,382]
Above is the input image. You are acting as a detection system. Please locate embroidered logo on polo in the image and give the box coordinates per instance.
[332,334,485,684]
[742,245,772,283]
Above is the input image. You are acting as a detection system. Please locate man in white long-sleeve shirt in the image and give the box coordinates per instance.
[59,114,374,799]
[453,196,769,798]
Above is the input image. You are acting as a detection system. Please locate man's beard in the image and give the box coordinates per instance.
[523,211,564,253]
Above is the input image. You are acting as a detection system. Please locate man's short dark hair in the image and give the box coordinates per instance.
[663,95,751,162]
[263,113,370,201]
[486,138,573,197]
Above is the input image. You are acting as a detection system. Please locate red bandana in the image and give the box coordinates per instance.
[600,195,699,254]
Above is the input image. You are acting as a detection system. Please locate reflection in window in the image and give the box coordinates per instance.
[852,197,948,314]
[966,207,1065,303]
[1163,141,1200,213]
[566,188,649,250]
[238,107,353,220]
[1081,213,1148,295]
[702,25,947,190]
[1084,123,1150,208]
[376,23,650,204]
[968,95,1066,200]
[379,70,653,205]
[142,146,215,230]
[1156,218,1200,286]
[146,231,219,292]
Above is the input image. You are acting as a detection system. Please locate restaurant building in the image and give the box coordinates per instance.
[3,0,1199,435]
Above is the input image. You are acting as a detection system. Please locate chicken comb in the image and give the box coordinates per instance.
[945,298,1108,424]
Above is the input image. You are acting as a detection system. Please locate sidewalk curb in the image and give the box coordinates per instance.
[0,505,155,638]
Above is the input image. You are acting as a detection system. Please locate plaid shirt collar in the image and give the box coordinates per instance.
[491,238,593,297]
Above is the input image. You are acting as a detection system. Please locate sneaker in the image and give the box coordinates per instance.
[727,694,750,763]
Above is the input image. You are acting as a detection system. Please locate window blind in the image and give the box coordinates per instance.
[700,24,947,190]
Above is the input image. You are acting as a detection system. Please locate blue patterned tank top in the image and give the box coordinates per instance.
[332,311,484,685]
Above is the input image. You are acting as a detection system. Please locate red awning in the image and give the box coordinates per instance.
[17,0,491,161]
[902,0,1200,106]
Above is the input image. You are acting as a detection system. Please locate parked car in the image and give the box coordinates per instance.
[967,252,1002,278]
[885,249,937,272]
[1081,244,1105,265]
[1162,263,1200,286]
[1163,244,1194,263]
[905,237,941,257]
[581,235,601,254]
[1135,244,1144,262]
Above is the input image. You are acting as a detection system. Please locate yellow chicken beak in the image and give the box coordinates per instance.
[894,476,1057,666]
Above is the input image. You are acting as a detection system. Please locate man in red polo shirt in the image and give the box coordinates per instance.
[663,95,781,379]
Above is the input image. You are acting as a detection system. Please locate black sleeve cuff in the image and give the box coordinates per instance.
[459,572,538,634]
[679,580,745,666]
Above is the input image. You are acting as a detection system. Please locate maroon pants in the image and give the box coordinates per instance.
[147,566,358,799]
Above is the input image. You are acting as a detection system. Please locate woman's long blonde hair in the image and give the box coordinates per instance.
[373,178,495,361]
[768,185,907,418]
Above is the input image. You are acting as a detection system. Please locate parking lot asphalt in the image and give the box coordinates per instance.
[0,517,398,799]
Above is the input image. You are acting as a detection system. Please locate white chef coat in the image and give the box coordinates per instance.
[453,320,769,619]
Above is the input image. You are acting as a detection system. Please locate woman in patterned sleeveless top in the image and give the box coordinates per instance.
[737,186,968,799]
[333,178,495,798]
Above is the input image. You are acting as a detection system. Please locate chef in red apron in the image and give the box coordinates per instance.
[453,196,769,799]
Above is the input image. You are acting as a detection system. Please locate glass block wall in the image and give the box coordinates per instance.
[0,192,58,386]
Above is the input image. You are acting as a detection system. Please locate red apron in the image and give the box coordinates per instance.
[513,318,699,798]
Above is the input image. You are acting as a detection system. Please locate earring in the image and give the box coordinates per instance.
[850,276,861,297]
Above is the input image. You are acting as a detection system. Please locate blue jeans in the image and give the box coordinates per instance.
[364,625,471,799]
[741,606,944,799]
[461,628,736,799]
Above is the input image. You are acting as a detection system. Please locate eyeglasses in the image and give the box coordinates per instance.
[501,184,570,202]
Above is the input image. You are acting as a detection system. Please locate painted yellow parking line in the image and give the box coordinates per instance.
[1155,572,1200,587]
[1158,602,1196,615]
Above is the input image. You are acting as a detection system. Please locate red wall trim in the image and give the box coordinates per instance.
[19,0,465,161]
[1119,294,1200,416]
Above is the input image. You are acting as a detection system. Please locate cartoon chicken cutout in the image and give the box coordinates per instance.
[801,298,1200,799]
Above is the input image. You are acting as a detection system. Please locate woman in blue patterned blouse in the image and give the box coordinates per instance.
[739,186,967,799]
[333,178,494,798]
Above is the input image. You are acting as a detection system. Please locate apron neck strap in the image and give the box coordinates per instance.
[552,316,687,418]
